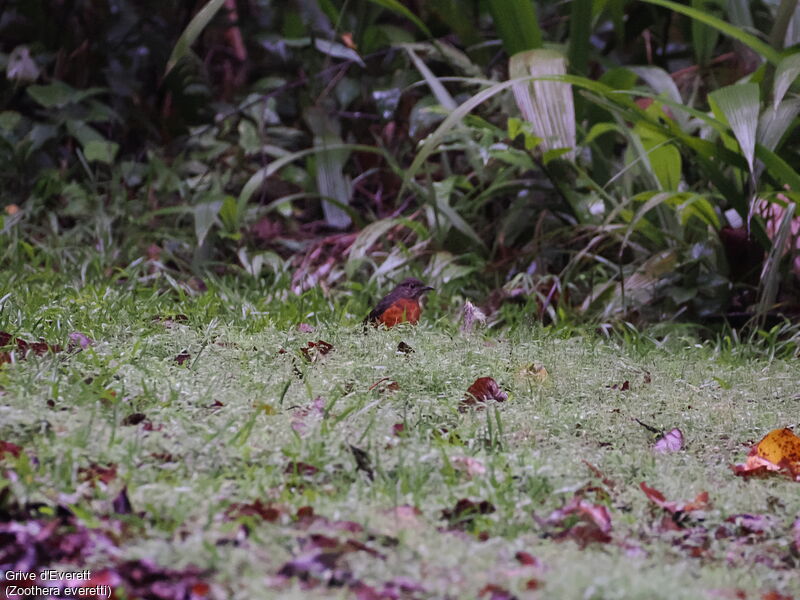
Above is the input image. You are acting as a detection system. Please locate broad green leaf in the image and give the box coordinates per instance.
[773,53,800,109]
[27,82,105,108]
[0,111,21,132]
[568,0,592,76]
[83,140,119,164]
[708,83,760,174]
[690,0,720,67]
[365,0,432,37]
[640,0,781,65]
[487,0,542,55]
[510,49,576,159]
[165,0,227,76]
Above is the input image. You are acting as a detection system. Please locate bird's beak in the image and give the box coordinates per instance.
[422,286,434,293]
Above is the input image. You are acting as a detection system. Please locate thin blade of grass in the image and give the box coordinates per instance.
[165,0,227,76]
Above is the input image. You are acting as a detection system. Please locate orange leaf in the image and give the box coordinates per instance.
[733,428,800,480]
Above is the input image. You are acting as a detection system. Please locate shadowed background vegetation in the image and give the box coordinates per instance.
[2,0,800,339]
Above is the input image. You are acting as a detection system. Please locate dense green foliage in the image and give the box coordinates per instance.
[2,0,800,331]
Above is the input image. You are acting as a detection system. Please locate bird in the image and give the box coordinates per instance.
[365,277,434,328]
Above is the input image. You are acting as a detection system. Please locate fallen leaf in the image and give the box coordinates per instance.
[732,428,800,480]
[653,428,684,454]
[225,500,282,522]
[0,440,22,459]
[79,463,117,485]
[112,487,133,515]
[174,351,191,365]
[640,482,710,515]
[461,377,508,411]
[368,378,399,393]
[300,339,334,362]
[297,323,315,333]
[514,551,540,567]
[350,445,374,481]
[67,331,94,351]
[451,456,486,479]
[397,341,414,354]
[121,413,147,426]
[479,584,518,600]
[441,498,495,529]
[543,495,612,547]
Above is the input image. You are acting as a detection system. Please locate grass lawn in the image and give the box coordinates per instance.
[1,273,798,599]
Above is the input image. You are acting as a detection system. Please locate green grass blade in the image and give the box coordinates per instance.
[487,0,542,55]
[640,0,781,65]
[165,0,227,76]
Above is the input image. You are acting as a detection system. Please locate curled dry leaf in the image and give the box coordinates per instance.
[225,499,282,522]
[543,495,612,547]
[174,351,191,365]
[368,377,399,393]
[397,341,414,354]
[300,339,334,362]
[441,498,495,529]
[461,377,508,411]
[640,482,710,515]
[653,428,684,454]
[732,427,800,481]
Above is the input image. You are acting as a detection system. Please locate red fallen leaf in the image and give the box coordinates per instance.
[392,423,406,437]
[653,428,684,454]
[732,427,800,481]
[175,351,191,365]
[297,323,315,333]
[0,440,22,458]
[762,593,794,600]
[285,461,319,476]
[441,498,495,529]
[150,452,176,462]
[515,550,540,567]
[461,377,508,411]
[721,513,779,536]
[226,499,282,522]
[142,420,162,431]
[291,397,326,435]
[544,495,612,547]
[300,340,334,362]
[79,463,117,485]
[0,331,61,358]
[208,400,225,409]
[640,482,710,515]
[479,583,518,600]
[526,578,543,590]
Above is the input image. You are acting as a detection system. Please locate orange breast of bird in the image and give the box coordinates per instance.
[377,298,422,327]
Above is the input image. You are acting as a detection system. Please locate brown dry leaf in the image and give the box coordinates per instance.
[653,428,684,454]
[640,482,710,515]
[542,495,612,547]
[461,377,508,411]
[368,377,399,393]
[732,427,800,481]
[607,380,630,391]
[450,456,486,479]
[300,339,334,362]
[174,351,191,365]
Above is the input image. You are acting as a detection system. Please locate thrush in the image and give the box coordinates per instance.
[365,277,434,328]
